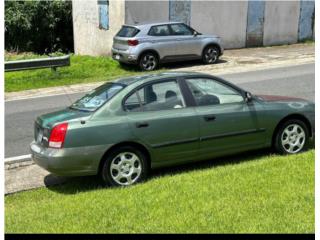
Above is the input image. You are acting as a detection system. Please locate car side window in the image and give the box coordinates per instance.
[124,88,144,112]
[148,25,170,36]
[185,78,244,106]
[124,81,185,112]
[170,24,193,36]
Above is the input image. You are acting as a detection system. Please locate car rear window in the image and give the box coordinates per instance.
[116,26,140,37]
[70,83,125,111]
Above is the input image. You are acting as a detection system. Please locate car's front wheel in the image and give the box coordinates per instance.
[139,52,158,71]
[101,146,148,187]
[274,119,309,154]
[202,45,220,64]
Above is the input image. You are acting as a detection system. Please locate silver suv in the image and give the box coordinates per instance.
[112,22,224,71]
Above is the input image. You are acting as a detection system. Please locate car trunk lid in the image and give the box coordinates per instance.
[34,108,92,147]
[113,25,140,51]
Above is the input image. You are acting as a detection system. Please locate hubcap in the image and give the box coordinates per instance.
[141,54,156,70]
[110,152,142,186]
[205,48,218,63]
[281,124,305,153]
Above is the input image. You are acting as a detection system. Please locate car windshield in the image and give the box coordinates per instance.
[70,83,125,111]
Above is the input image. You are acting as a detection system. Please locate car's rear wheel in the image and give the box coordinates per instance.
[139,52,158,71]
[101,146,148,187]
[202,45,220,64]
[274,119,309,154]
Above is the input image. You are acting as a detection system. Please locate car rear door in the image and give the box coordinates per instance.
[123,78,199,166]
[183,77,267,160]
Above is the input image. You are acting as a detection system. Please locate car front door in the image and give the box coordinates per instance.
[169,23,201,57]
[183,77,266,160]
[123,79,199,167]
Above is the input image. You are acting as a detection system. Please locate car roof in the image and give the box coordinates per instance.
[124,21,184,30]
[112,72,212,86]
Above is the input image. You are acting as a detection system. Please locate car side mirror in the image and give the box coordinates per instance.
[245,91,253,103]
[193,31,198,37]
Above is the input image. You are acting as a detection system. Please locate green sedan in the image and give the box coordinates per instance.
[30,72,315,186]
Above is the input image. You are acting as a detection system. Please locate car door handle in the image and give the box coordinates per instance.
[136,122,149,128]
[203,115,216,121]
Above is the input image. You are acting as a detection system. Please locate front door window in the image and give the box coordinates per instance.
[185,78,244,106]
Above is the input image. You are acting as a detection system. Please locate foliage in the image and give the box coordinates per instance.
[5,0,73,54]
[5,150,314,233]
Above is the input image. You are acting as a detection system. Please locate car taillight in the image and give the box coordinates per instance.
[128,39,139,46]
[48,123,68,148]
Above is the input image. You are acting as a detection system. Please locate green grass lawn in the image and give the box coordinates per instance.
[5,150,314,233]
[5,53,144,92]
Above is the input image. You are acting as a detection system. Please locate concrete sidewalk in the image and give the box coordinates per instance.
[4,43,315,194]
[5,165,66,195]
[5,43,314,102]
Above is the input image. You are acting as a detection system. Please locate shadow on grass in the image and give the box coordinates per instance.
[46,148,272,195]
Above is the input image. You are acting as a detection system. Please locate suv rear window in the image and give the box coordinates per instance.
[116,26,140,37]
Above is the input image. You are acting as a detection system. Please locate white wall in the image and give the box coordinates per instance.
[263,1,300,46]
[191,1,248,49]
[72,0,125,56]
[125,0,169,25]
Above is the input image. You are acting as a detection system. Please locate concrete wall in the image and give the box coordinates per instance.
[263,1,300,46]
[125,1,169,25]
[72,0,314,56]
[191,1,248,49]
[72,0,125,56]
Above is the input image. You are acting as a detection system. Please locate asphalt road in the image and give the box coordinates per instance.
[5,63,314,158]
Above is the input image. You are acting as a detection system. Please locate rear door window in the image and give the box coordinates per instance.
[148,25,170,36]
[116,26,140,37]
[124,81,185,112]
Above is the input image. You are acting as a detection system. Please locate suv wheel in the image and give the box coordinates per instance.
[101,146,148,187]
[139,52,158,71]
[202,45,219,64]
[274,119,309,154]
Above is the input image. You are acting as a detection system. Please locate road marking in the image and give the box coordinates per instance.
[5,154,31,163]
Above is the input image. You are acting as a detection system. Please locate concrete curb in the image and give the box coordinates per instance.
[5,155,34,170]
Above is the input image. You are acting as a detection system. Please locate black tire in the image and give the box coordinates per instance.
[274,119,309,155]
[139,52,159,71]
[202,45,220,64]
[101,146,148,187]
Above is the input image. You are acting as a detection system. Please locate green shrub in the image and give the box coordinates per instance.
[5,0,73,54]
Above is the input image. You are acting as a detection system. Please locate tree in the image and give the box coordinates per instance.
[5,0,74,54]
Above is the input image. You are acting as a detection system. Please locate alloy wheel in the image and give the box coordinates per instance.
[204,47,218,63]
[141,54,157,71]
[109,152,142,186]
[281,124,306,153]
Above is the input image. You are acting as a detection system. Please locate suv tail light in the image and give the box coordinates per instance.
[48,123,68,148]
[128,39,139,46]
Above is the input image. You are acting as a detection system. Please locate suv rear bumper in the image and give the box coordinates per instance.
[112,48,138,64]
